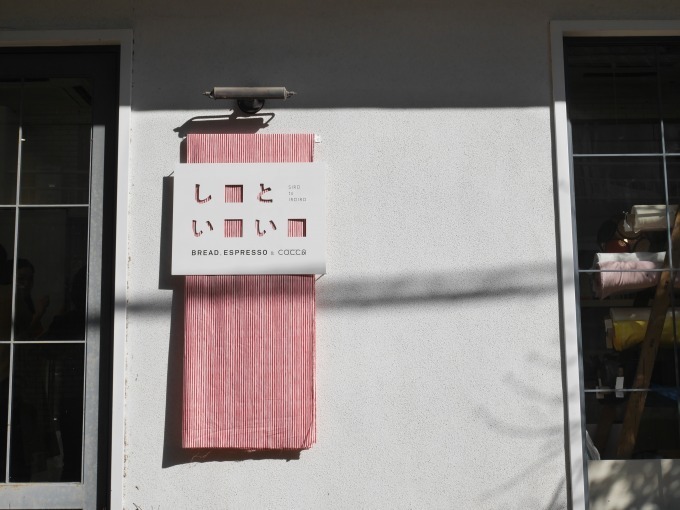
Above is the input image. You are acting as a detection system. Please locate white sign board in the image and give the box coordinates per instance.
[172,162,326,275]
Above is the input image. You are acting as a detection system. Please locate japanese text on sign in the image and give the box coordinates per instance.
[171,162,326,275]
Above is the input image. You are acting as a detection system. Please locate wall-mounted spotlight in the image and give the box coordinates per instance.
[203,87,296,114]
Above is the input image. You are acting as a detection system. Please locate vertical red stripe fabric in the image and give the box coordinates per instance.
[183,134,316,449]
[223,219,243,238]
[224,185,243,203]
[288,219,307,238]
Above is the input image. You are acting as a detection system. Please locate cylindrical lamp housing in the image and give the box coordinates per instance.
[206,87,295,100]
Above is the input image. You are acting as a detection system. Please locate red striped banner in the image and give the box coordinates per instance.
[187,133,314,164]
[183,133,316,450]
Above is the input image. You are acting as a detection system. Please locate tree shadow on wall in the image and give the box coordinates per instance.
[475,349,570,510]
[588,459,680,510]
[476,352,680,509]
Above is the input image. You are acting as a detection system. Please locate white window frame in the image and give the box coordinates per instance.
[0,29,131,510]
[550,20,680,510]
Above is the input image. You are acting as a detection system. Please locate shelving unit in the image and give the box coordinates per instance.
[616,210,680,457]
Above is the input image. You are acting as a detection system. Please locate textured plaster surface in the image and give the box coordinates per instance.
[5,0,680,508]
[124,108,564,509]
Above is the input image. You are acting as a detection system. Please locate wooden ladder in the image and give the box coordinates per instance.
[617,210,680,458]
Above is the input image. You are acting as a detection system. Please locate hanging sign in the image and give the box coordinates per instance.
[172,162,326,275]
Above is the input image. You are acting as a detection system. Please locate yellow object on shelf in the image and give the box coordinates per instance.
[609,308,680,351]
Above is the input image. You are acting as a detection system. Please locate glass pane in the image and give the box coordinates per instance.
[9,343,84,482]
[0,210,15,341]
[20,79,91,205]
[573,157,667,271]
[566,43,661,154]
[581,304,680,389]
[585,391,680,459]
[666,157,680,205]
[15,208,87,341]
[660,44,680,153]
[0,82,20,205]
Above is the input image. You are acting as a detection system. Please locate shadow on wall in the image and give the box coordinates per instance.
[471,350,680,509]
[316,263,558,308]
[172,114,272,142]
[589,459,680,510]
[475,349,569,510]
[129,0,557,111]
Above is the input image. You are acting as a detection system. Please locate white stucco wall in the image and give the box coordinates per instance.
[6,1,680,509]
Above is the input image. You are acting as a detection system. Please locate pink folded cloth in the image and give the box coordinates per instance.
[593,259,680,299]
[594,261,661,298]
[182,133,316,450]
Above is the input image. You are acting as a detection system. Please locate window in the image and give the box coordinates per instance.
[0,47,119,509]
[565,36,680,458]
[556,31,680,507]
